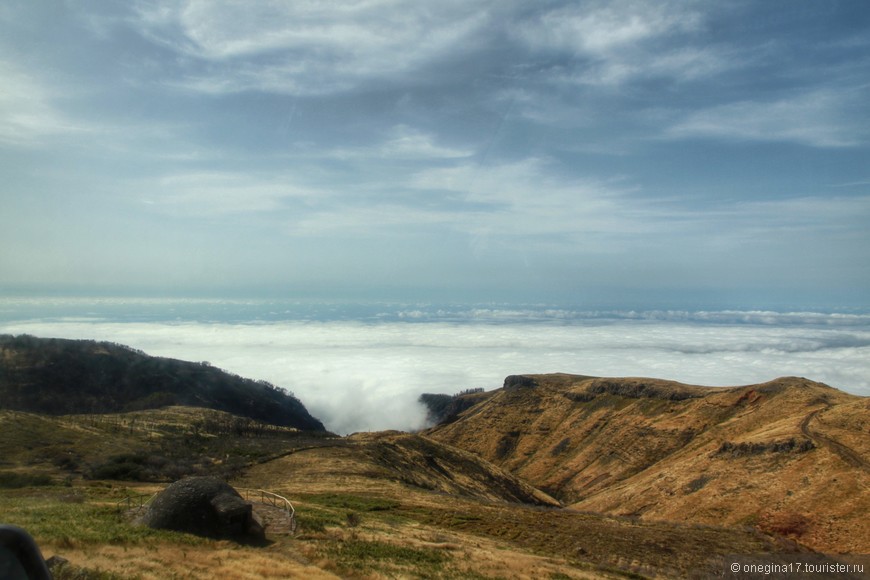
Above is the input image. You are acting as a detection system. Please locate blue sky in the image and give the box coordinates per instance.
[2,1,869,308]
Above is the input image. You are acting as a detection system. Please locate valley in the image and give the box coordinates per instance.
[1,338,868,578]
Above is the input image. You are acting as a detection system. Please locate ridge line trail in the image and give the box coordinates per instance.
[800,409,870,473]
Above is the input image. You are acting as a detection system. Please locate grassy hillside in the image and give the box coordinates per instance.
[0,334,325,431]
[2,371,866,577]
[1,406,819,579]
[232,436,800,579]
[426,373,870,553]
[0,406,336,486]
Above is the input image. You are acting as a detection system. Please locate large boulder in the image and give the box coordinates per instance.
[139,477,264,541]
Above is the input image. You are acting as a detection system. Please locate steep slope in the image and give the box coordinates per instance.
[426,373,870,552]
[0,334,324,430]
[239,431,558,506]
[233,430,800,578]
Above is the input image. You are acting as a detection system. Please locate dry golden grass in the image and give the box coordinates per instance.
[43,540,340,579]
[231,431,790,578]
[3,379,863,578]
[427,374,869,553]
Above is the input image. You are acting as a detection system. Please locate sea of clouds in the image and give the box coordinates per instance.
[2,298,869,434]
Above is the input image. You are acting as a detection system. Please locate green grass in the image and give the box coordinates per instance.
[324,538,449,578]
[302,492,400,512]
[296,493,411,532]
[0,487,204,547]
[295,493,406,534]
[294,505,347,533]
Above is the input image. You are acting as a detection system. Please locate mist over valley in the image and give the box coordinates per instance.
[3,298,869,434]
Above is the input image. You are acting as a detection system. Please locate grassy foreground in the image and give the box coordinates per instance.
[0,484,607,579]
[0,407,813,579]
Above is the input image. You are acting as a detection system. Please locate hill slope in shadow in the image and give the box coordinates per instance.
[0,334,324,431]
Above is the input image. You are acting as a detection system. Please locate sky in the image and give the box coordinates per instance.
[2,1,870,309]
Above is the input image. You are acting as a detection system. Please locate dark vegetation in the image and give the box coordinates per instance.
[715,438,816,457]
[503,375,537,390]
[0,407,337,484]
[418,388,488,426]
[80,428,335,483]
[0,472,54,488]
[584,378,703,401]
[550,437,572,456]
[495,431,521,461]
[0,334,324,430]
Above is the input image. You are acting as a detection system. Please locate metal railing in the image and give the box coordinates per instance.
[116,492,158,514]
[237,488,297,534]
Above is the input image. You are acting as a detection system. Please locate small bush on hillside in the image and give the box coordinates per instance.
[684,475,711,493]
[495,431,520,460]
[760,512,811,537]
[550,437,572,456]
[51,452,82,471]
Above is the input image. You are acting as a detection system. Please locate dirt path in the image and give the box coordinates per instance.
[800,409,870,472]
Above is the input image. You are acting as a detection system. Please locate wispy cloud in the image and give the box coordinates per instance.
[328,125,474,161]
[515,1,702,54]
[140,170,327,216]
[667,89,867,147]
[133,0,491,95]
[829,179,870,188]
[133,1,726,96]
[408,158,653,245]
[0,60,94,146]
[511,0,725,87]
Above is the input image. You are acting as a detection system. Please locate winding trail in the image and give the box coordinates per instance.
[800,409,869,473]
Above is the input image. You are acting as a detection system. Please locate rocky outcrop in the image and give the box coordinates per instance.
[139,477,264,541]
[503,375,537,390]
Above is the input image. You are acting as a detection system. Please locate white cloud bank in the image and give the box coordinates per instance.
[3,309,869,434]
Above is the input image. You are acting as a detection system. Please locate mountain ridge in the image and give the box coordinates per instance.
[425,373,869,553]
[0,334,325,431]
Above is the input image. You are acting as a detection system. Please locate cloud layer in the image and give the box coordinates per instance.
[4,302,869,434]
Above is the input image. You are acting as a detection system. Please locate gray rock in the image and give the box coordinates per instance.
[139,476,265,542]
[45,555,69,570]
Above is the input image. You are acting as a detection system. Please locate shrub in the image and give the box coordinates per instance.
[760,512,811,537]
[87,453,150,481]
